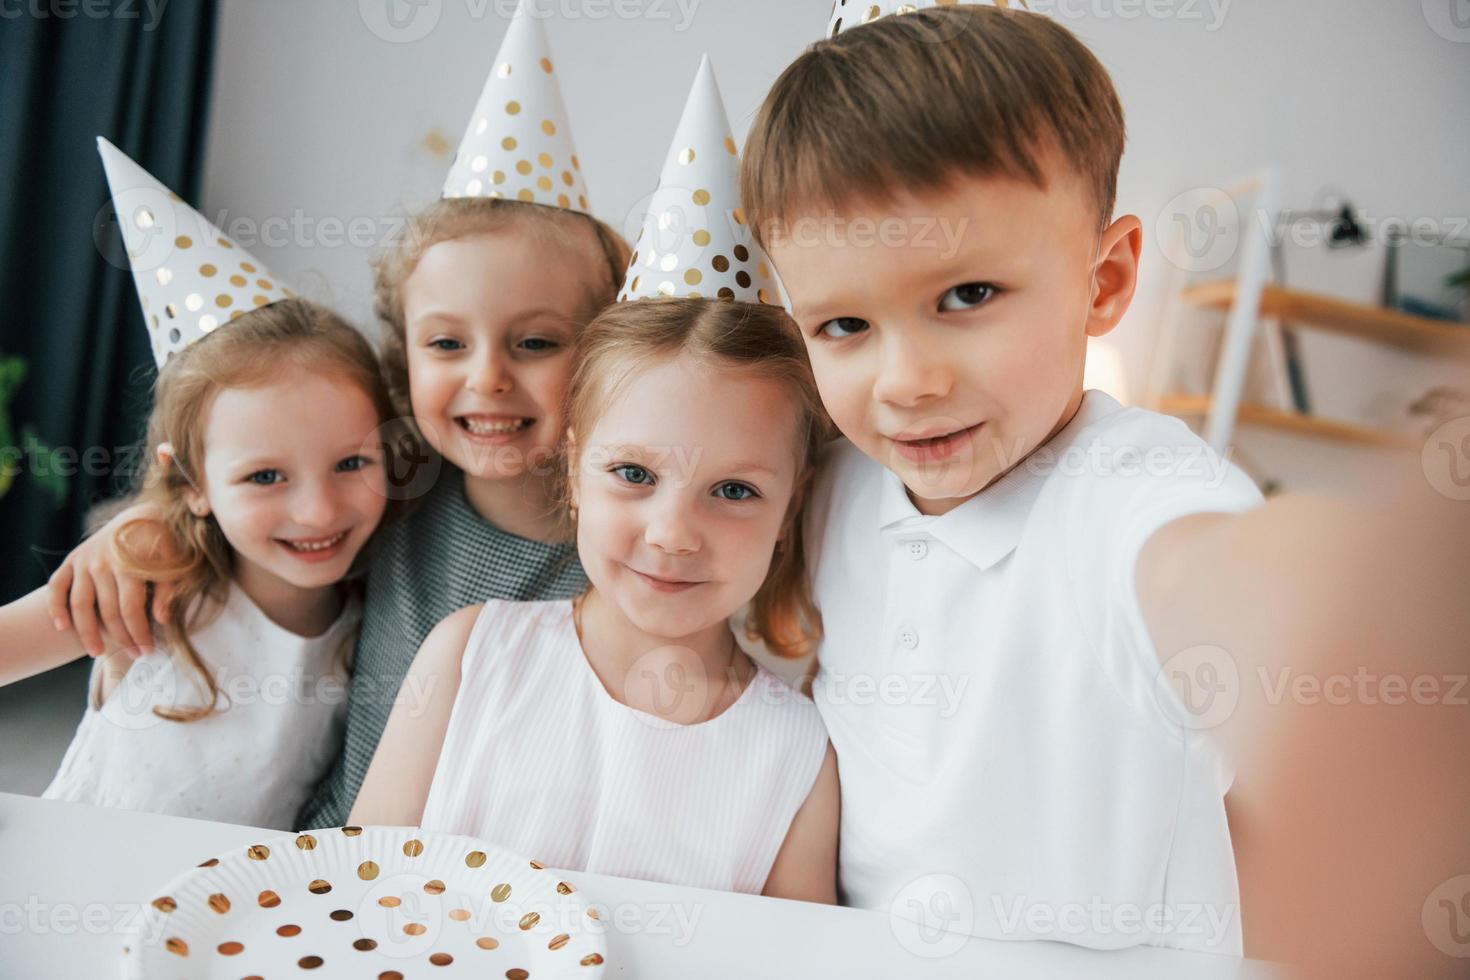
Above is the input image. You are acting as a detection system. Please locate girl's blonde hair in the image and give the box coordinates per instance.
[563,297,834,659]
[114,298,398,722]
[373,198,631,415]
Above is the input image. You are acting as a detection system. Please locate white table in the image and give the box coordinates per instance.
[0,793,1276,978]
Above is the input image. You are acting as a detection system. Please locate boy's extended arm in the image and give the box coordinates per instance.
[1137,469,1470,972]
[1136,490,1428,771]
[347,604,476,828]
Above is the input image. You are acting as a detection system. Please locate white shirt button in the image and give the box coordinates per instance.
[906,540,929,561]
[898,627,920,651]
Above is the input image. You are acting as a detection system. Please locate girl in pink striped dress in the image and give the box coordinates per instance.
[352,297,839,901]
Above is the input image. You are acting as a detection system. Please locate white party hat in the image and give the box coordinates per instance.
[97,137,293,369]
[826,0,1039,38]
[619,55,781,306]
[442,0,590,213]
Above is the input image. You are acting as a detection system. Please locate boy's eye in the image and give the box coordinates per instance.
[715,482,759,502]
[613,464,654,486]
[247,469,282,486]
[520,337,558,352]
[816,317,868,340]
[429,338,465,352]
[939,283,996,312]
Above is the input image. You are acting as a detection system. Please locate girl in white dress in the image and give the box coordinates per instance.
[352,297,840,901]
[0,297,399,829]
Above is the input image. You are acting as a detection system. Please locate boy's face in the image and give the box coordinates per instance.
[768,161,1140,516]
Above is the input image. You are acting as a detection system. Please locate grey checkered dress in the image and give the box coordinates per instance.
[295,467,587,829]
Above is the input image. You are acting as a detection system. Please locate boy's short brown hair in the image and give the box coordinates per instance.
[742,5,1126,242]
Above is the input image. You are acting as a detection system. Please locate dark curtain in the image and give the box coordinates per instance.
[0,0,220,601]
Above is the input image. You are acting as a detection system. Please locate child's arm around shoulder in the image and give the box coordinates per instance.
[48,499,178,657]
[0,498,172,685]
[0,586,96,688]
[761,742,840,904]
[348,603,481,827]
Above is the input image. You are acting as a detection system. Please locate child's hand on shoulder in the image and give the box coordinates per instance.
[47,500,175,657]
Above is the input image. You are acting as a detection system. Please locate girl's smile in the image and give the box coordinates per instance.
[571,351,802,648]
[193,369,388,600]
[273,529,353,563]
[628,565,708,593]
[403,233,596,482]
[454,414,536,442]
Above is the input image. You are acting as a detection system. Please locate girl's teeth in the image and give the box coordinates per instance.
[285,532,346,553]
[461,417,529,435]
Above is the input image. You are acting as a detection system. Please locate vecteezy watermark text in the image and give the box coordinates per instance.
[0,0,169,31]
[358,0,701,44]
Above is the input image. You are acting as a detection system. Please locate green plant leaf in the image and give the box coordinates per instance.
[0,355,26,400]
[21,427,69,508]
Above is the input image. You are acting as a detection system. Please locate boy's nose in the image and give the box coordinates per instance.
[873,332,952,407]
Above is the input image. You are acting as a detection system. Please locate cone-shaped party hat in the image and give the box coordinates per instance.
[618,55,780,306]
[826,0,1039,39]
[97,137,292,368]
[442,0,590,213]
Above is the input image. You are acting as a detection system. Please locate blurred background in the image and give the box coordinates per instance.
[1,0,1467,786]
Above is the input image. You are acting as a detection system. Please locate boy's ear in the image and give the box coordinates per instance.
[1085,214,1143,340]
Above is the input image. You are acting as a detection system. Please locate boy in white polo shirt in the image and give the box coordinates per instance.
[742,5,1264,955]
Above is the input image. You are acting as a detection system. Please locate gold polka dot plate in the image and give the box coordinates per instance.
[121,826,606,978]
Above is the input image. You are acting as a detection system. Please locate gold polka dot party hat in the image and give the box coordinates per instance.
[619,54,780,306]
[825,0,1039,38]
[442,0,590,213]
[97,137,293,369]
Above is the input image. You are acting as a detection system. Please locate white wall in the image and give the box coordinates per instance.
[202,0,1470,492]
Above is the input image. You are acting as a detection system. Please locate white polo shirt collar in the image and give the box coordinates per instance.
[876,391,1126,570]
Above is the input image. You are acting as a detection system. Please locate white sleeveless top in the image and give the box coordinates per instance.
[43,583,358,830]
[421,599,830,894]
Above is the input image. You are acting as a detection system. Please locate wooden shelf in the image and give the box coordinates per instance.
[1181,280,1470,358]
[1159,394,1415,450]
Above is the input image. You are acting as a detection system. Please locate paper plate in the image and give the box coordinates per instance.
[122,826,607,979]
